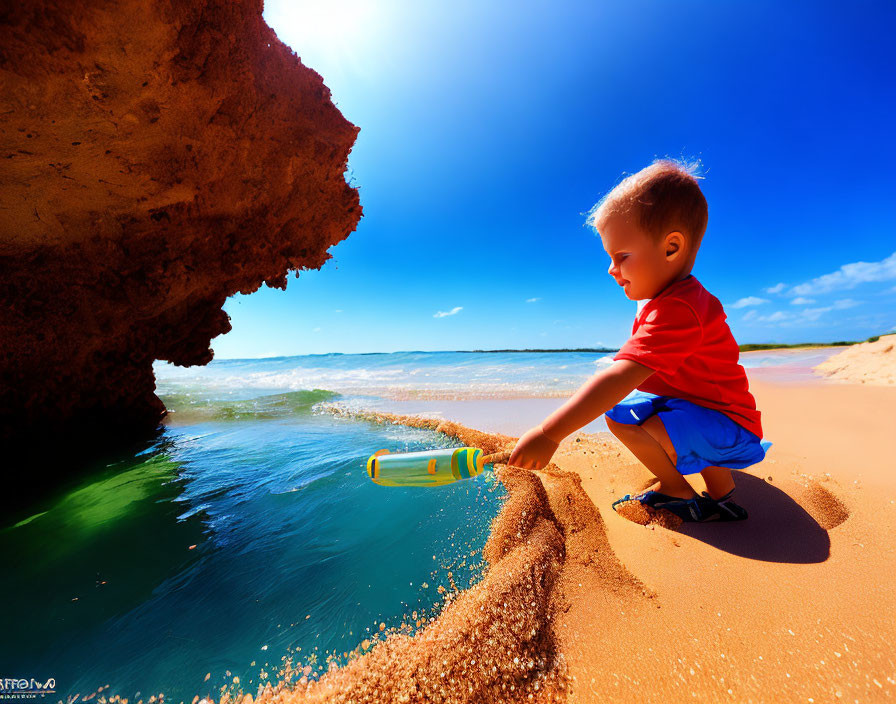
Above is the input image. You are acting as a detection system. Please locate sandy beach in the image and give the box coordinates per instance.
[270,344,895,704]
[550,375,895,703]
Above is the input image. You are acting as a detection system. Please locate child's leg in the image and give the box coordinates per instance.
[605,415,696,500]
[700,466,736,500]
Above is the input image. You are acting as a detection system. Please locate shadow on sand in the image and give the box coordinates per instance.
[677,473,838,564]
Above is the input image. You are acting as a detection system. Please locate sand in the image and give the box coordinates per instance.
[814,335,896,385]
[552,377,895,703]
[182,357,894,704]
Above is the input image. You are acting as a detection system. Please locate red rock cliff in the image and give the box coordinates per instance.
[0,1,361,456]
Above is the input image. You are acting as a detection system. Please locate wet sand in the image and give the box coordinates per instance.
[167,360,894,704]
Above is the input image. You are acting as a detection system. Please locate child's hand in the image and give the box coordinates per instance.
[508,425,560,471]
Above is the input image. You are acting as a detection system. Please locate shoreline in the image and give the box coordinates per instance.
[268,369,894,703]
[313,347,848,437]
[319,346,845,439]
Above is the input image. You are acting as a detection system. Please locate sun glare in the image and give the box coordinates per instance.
[264,0,384,88]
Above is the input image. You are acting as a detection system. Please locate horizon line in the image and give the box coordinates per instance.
[202,347,620,361]
[194,339,874,363]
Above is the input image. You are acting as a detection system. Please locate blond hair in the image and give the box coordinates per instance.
[587,158,708,249]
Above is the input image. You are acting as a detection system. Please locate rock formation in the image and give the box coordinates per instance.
[0,0,361,465]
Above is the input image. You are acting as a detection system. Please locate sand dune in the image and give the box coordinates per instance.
[815,334,896,385]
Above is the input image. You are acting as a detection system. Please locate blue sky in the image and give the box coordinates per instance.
[214,0,895,358]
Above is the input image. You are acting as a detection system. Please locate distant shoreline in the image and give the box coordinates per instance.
[208,337,878,362]
[211,337,885,361]
[468,348,617,354]
[478,342,859,354]
[738,342,850,352]
[738,337,879,353]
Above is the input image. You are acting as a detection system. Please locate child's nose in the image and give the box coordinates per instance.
[608,262,619,277]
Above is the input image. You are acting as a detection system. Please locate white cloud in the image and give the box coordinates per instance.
[526,297,541,303]
[790,297,815,305]
[765,283,786,294]
[730,296,769,309]
[334,309,343,313]
[742,309,800,325]
[313,327,321,332]
[799,307,831,322]
[764,311,791,323]
[434,306,463,318]
[796,300,858,321]
[741,299,863,326]
[833,298,859,310]
[791,251,896,296]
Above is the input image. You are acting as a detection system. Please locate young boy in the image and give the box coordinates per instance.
[508,159,768,522]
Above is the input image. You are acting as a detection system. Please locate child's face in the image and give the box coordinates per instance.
[598,212,683,301]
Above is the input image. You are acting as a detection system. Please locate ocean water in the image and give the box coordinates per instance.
[152,350,620,407]
[0,386,504,702]
[0,348,836,702]
[152,348,837,410]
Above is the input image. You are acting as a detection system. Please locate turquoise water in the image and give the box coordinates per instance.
[1,348,834,702]
[0,387,505,702]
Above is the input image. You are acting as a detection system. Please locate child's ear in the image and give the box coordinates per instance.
[664,231,685,261]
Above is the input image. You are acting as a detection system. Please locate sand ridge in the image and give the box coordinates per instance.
[814,334,896,385]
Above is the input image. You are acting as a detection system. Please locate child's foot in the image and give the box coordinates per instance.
[612,489,709,523]
[700,489,748,521]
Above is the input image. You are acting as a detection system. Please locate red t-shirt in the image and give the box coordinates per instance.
[613,275,763,438]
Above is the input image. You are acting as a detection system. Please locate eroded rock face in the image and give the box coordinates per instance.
[0,1,361,454]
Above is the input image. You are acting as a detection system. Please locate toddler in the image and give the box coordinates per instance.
[508,159,769,522]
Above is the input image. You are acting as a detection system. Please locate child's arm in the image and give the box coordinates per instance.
[508,359,654,470]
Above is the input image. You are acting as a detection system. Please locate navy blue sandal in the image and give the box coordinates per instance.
[700,489,748,521]
[612,490,709,522]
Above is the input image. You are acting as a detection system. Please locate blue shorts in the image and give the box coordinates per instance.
[606,391,771,476]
